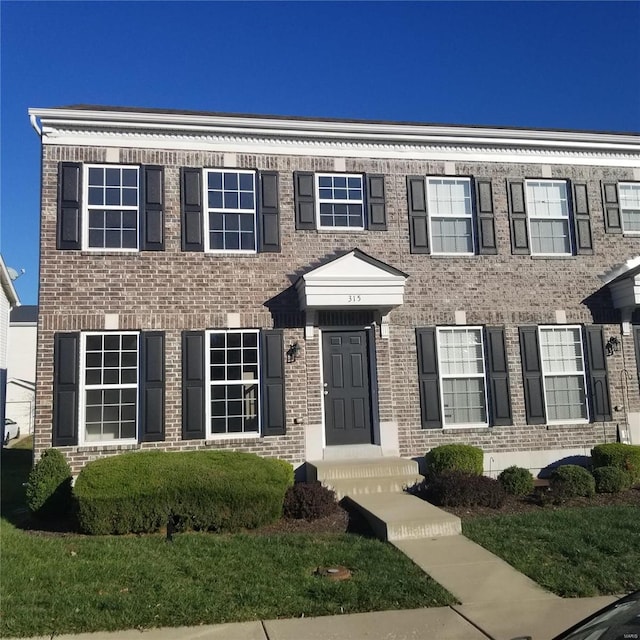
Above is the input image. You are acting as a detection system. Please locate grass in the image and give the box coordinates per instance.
[0,443,455,638]
[464,506,640,597]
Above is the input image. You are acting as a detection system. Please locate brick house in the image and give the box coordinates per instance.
[28,105,640,476]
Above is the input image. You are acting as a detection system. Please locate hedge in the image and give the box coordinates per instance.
[591,443,640,484]
[425,444,483,478]
[498,466,535,496]
[550,465,595,500]
[25,449,73,520]
[73,450,294,535]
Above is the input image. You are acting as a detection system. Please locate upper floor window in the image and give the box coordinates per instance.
[619,183,640,234]
[316,174,364,230]
[525,180,572,256]
[427,178,474,254]
[205,170,257,252]
[85,165,140,250]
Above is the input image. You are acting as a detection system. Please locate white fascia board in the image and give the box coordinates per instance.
[0,256,20,307]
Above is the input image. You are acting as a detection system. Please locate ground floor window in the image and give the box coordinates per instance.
[206,329,260,435]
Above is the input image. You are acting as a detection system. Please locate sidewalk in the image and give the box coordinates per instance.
[20,596,617,640]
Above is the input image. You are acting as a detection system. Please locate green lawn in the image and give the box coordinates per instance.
[464,506,640,597]
[0,444,454,638]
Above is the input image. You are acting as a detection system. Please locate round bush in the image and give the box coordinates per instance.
[593,466,633,494]
[498,466,535,496]
[424,471,505,509]
[591,443,640,484]
[550,465,595,500]
[26,449,73,519]
[283,482,338,520]
[425,444,483,478]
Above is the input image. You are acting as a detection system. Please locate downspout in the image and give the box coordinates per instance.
[29,114,42,137]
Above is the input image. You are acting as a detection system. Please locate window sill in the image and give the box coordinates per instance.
[441,425,490,432]
[77,441,140,452]
[529,254,575,260]
[204,433,261,444]
[544,420,591,430]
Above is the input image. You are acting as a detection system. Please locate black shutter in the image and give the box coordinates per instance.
[53,333,79,446]
[474,178,497,255]
[584,326,612,422]
[140,166,164,251]
[181,168,204,251]
[407,176,430,254]
[635,326,640,393]
[416,328,441,428]
[485,327,512,426]
[182,331,206,439]
[57,163,82,250]
[139,332,165,442]
[258,171,280,252]
[294,172,316,230]
[571,182,593,254]
[261,330,286,436]
[601,182,622,233]
[366,174,387,231]
[519,326,546,424]
[508,180,530,254]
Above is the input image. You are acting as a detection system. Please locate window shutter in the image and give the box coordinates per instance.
[584,326,612,422]
[508,180,530,255]
[416,328,441,428]
[366,174,387,231]
[181,168,204,251]
[53,332,79,446]
[601,182,622,233]
[260,330,286,436]
[407,176,430,254]
[485,327,512,426]
[294,172,316,230]
[634,326,640,393]
[140,166,164,251]
[518,326,546,424]
[258,171,281,252]
[182,331,206,439]
[571,182,593,254]
[474,179,497,255]
[139,332,165,442]
[57,162,82,250]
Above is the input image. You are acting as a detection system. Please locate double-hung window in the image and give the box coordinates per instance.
[316,174,365,230]
[427,178,474,254]
[437,327,488,427]
[205,170,257,252]
[619,183,640,234]
[85,165,139,250]
[80,332,139,443]
[538,326,588,422]
[525,180,572,255]
[206,329,260,435]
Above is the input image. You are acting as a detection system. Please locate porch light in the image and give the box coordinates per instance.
[287,341,300,363]
[606,336,620,356]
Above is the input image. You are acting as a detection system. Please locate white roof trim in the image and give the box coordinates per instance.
[600,256,640,285]
[0,255,20,307]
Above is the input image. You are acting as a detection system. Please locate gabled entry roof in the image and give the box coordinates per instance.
[600,256,640,333]
[295,249,407,312]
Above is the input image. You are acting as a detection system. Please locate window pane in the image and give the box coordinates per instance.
[442,378,486,425]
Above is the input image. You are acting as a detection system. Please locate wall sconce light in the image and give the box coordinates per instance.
[606,336,620,356]
[286,342,300,363]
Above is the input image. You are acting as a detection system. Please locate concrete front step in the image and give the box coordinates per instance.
[307,457,421,482]
[345,492,462,541]
[323,474,424,500]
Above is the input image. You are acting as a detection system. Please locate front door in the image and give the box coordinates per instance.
[322,330,373,446]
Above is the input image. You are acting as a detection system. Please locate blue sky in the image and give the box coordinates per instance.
[1,0,639,305]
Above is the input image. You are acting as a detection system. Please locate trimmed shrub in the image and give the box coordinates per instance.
[73,450,294,535]
[591,443,640,484]
[422,471,506,508]
[26,449,73,520]
[498,466,535,496]
[549,465,595,500]
[283,482,338,520]
[593,466,633,494]
[425,444,483,479]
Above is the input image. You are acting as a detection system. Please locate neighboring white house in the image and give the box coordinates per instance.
[0,255,20,442]
[7,305,37,435]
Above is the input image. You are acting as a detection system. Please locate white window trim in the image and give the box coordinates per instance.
[82,164,140,252]
[203,169,257,254]
[538,325,589,425]
[426,177,475,256]
[204,329,262,439]
[437,326,489,429]
[78,331,139,446]
[525,179,573,257]
[315,173,365,231]
[619,182,640,235]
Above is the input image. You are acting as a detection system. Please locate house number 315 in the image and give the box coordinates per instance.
[348,295,362,303]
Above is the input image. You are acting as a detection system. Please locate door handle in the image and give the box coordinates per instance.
[323,383,328,388]
[324,390,329,395]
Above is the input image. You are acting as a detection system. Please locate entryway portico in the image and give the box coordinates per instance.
[295,249,408,460]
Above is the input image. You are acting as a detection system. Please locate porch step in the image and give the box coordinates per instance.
[307,457,421,482]
[322,474,424,501]
[345,492,462,541]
